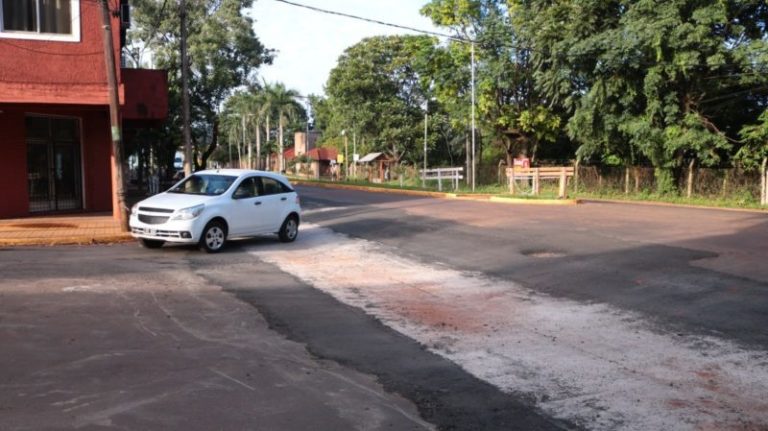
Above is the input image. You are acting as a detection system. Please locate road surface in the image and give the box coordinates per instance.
[1,185,767,430]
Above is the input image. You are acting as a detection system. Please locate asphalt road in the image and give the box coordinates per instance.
[1,186,767,430]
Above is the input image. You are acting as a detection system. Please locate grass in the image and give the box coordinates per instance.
[574,189,766,210]
[290,176,766,210]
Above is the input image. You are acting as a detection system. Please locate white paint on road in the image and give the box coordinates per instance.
[249,224,768,431]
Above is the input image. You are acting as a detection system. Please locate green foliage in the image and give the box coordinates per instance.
[127,0,272,169]
[514,0,768,191]
[423,0,567,164]
[738,109,768,168]
[322,35,438,163]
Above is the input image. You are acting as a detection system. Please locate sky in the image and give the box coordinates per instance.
[248,0,441,98]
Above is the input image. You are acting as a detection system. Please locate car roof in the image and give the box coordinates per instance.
[193,169,290,182]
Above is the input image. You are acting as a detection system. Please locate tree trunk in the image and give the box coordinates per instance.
[761,157,767,206]
[721,169,729,197]
[634,167,640,193]
[199,119,219,170]
[255,122,261,170]
[573,160,579,193]
[686,159,695,199]
[466,134,471,186]
[624,166,630,195]
[278,122,284,173]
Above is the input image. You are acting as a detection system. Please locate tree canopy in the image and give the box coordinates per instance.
[127,0,273,170]
[310,0,767,193]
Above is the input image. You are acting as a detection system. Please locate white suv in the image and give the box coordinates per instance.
[129,169,301,253]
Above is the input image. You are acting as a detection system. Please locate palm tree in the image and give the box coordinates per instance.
[264,82,302,172]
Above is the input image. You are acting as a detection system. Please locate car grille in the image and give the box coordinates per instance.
[132,227,184,238]
[138,206,174,213]
[139,214,170,225]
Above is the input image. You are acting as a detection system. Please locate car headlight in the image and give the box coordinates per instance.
[171,204,205,221]
[131,203,139,216]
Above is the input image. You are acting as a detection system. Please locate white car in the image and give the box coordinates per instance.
[129,169,301,253]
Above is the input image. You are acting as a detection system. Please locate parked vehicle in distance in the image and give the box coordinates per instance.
[129,169,301,253]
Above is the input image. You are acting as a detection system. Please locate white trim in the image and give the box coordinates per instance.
[0,0,81,43]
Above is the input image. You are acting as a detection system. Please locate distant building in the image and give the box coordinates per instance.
[294,130,321,157]
[0,0,168,219]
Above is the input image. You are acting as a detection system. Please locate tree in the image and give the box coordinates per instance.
[324,35,437,163]
[514,0,768,193]
[739,109,768,168]
[264,82,303,172]
[127,0,272,170]
[421,0,564,165]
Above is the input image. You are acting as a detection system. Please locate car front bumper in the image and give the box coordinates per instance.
[129,214,206,244]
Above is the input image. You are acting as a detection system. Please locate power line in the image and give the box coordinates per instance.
[270,0,768,71]
[271,0,470,44]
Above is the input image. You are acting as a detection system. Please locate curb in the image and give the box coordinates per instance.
[580,198,768,214]
[490,196,581,205]
[293,180,579,206]
[0,234,133,247]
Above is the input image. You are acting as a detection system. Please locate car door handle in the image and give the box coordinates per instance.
[280,197,287,201]
[254,201,262,206]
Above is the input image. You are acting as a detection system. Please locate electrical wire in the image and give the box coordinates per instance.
[272,0,470,43]
[270,0,768,72]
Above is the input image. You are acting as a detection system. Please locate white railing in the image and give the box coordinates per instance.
[420,167,464,191]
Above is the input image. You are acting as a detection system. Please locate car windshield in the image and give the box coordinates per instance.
[168,174,237,196]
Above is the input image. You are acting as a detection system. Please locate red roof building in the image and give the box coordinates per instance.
[0,0,168,219]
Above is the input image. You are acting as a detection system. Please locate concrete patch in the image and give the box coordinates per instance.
[249,224,768,431]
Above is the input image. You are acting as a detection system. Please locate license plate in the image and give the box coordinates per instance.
[147,228,156,235]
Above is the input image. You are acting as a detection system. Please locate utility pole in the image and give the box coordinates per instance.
[345,133,349,179]
[352,130,356,178]
[180,0,193,175]
[470,43,477,192]
[423,101,428,188]
[99,0,129,231]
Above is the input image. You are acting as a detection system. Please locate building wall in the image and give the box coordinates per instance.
[0,105,113,219]
[0,0,122,105]
[0,110,28,217]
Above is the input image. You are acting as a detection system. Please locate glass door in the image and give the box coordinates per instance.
[25,116,82,213]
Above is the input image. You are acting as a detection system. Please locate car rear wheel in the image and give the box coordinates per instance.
[199,221,227,253]
[278,215,299,243]
[140,238,165,249]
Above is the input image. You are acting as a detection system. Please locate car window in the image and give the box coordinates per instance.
[260,177,290,195]
[233,177,259,199]
[168,174,237,196]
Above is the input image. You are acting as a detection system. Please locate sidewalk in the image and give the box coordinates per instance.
[0,213,132,247]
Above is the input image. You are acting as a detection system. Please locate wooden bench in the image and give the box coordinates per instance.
[506,166,575,198]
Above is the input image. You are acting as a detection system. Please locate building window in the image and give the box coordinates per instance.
[0,0,80,42]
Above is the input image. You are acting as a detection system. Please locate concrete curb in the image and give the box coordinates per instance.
[293,180,579,206]
[0,235,133,247]
[581,198,768,214]
[489,196,581,205]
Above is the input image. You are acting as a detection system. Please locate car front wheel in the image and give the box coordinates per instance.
[278,215,299,243]
[199,221,227,253]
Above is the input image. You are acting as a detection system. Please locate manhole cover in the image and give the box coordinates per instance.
[9,223,77,229]
[521,249,565,258]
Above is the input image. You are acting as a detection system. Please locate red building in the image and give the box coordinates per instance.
[0,0,168,219]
